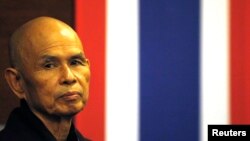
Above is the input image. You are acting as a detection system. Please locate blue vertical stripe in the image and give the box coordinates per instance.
[140,0,200,140]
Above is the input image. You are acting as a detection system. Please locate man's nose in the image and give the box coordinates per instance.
[59,65,77,85]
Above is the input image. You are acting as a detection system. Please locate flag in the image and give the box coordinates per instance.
[74,0,250,141]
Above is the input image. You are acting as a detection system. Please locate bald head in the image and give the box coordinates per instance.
[9,16,82,69]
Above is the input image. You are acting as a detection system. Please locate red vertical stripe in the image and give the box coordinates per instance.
[75,0,106,140]
[231,0,250,123]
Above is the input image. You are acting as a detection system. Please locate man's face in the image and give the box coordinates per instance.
[19,29,90,117]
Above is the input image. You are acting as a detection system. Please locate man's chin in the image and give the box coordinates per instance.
[59,104,84,117]
[57,109,82,118]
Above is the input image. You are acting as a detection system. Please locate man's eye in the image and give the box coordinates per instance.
[43,63,56,69]
[70,59,84,66]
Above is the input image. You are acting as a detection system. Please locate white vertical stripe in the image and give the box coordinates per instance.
[106,0,139,141]
[200,0,229,141]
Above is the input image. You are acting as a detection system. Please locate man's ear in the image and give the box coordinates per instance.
[86,59,90,67]
[4,68,25,99]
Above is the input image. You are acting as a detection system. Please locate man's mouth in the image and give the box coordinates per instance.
[60,91,82,101]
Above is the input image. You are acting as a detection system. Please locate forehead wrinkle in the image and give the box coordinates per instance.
[39,52,85,63]
[37,43,83,55]
[37,45,84,59]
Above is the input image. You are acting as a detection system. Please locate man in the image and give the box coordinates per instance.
[0,16,91,141]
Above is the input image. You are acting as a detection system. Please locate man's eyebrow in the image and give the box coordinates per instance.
[40,55,58,62]
[71,53,87,60]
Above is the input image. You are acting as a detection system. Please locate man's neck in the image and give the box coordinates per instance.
[31,110,72,141]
